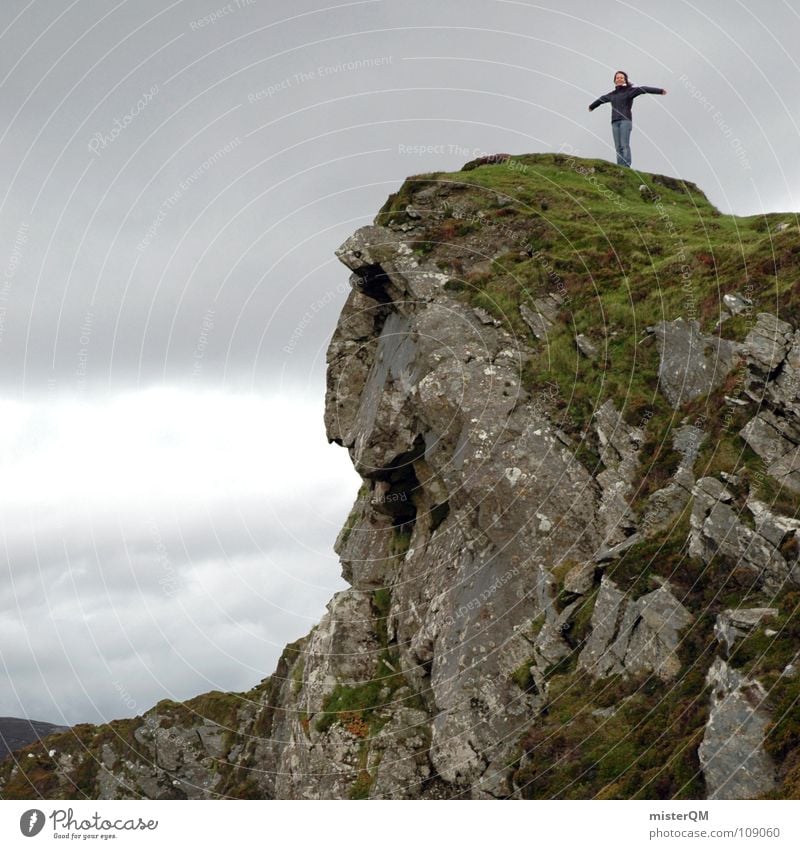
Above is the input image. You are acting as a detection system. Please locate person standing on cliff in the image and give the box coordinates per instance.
[588,71,667,167]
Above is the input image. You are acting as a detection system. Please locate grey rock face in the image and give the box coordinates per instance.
[12,183,800,803]
[639,423,705,536]
[689,477,799,593]
[746,498,800,548]
[563,560,597,595]
[654,318,741,408]
[714,608,778,655]
[321,223,612,796]
[744,313,794,377]
[333,485,398,589]
[575,333,598,359]
[738,314,800,492]
[578,577,692,681]
[723,292,752,317]
[594,399,644,545]
[698,658,776,799]
[740,411,800,494]
[520,301,552,339]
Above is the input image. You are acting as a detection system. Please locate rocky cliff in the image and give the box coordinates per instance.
[3,153,800,800]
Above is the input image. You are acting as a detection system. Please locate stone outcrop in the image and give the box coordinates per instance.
[653,318,741,408]
[578,577,692,681]
[639,423,705,535]
[2,155,799,801]
[594,400,644,546]
[714,607,778,655]
[689,477,799,593]
[739,313,800,492]
[698,659,776,799]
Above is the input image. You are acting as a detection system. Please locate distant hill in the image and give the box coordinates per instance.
[0,718,69,761]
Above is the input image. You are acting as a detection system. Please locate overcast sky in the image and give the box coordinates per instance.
[1,0,799,725]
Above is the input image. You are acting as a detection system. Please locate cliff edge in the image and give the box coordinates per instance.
[3,153,800,800]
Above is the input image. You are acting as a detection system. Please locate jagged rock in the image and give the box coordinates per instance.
[698,658,776,799]
[746,498,800,548]
[579,577,626,673]
[594,532,642,563]
[739,319,800,495]
[740,410,800,494]
[714,608,779,654]
[563,560,597,595]
[744,313,794,375]
[533,600,581,669]
[334,485,399,588]
[533,295,560,323]
[740,315,800,422]
[320,216,614,795]
[575,333,598,359]
[639,424,705,535]
[578,577,692,681]
[8,157,800,802]
[723,293,752,316]
[654,318,741,408]
[594,400,644,545]
[520,302,552,339]
[368,705,432,798]
[688,477,797,593]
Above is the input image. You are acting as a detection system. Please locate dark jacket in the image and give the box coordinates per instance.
[589,84,665,122]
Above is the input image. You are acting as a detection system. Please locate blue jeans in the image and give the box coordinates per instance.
[612,119,632,167]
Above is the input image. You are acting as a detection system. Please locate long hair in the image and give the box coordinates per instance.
[614,70,630,87]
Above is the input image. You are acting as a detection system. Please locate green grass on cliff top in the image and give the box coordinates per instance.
[378,152,800,508]
[379,152,799,343]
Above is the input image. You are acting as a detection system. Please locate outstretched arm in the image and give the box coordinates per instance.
[588,94,611,111]
[631,85,667,97]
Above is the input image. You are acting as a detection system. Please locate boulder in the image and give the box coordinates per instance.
[579,577,692,681]
[698,658,776,799]
[654,318,740,408]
